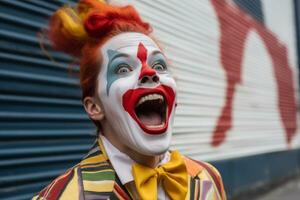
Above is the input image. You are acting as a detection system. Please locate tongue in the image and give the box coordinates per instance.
[139,112,162,126]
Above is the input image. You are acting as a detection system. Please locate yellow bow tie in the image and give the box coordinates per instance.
[132,151,188,200]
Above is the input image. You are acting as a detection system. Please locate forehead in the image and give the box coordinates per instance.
[101,32,160,55]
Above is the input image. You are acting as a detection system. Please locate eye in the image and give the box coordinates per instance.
[116,64,132,74]
[152,62,167,72]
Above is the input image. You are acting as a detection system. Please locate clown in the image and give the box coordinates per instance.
[96,32,177,156]
[33,0,226,199]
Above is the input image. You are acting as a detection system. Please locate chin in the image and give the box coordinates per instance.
[126,116,175,156]
[134,137,172,156]
[138,134,171,156]
[120,84,176,156]
[146,143,171,155]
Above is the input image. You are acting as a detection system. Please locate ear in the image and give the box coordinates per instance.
[83,96,105,121]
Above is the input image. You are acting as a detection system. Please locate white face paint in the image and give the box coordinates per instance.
[97,32,177,155]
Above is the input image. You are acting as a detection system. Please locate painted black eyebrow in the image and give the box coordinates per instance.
[111,53,129,61]
[148,50,167,65]
[150,50,164,57]
[107,49,130,62]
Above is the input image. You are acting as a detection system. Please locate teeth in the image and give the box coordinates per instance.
[137,94,164,107]
[147,122,165,128]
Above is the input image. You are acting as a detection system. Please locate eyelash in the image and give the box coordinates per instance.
[152,61,167,72]
[116,64,132,74]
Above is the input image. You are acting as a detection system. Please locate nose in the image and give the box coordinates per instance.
[138,66,160,85]
[139,74,160,85]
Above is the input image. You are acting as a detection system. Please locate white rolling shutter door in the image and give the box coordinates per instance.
[108,0,300,161]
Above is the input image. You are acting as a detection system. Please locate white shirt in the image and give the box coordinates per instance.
[100,135,171,200]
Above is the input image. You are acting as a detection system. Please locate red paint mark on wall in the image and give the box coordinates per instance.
[211,0,297,146]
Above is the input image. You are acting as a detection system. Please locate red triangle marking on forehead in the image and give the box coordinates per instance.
[137,42,147,63]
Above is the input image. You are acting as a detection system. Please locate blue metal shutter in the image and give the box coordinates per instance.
[233,0,264,23]
[294,0,300,94]
[0,0,95,199]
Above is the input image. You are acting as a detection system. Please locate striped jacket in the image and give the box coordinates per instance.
[33,139,226,200]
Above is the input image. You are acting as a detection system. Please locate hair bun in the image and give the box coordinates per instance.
[48,6,88,56]
[84,5,151,38]
[84,12,111,38]
[47,0,151,57]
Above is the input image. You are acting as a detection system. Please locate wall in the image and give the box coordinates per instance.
[110,0,300,198]
[107,0,299,159]
[0,1,94,199]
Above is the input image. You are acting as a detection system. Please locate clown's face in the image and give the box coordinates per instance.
[97,32,177,155]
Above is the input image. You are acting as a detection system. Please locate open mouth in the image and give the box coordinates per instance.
[122,85,175,135]
[135,93,167,128]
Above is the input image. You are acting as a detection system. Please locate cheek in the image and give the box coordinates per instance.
[96,79,107,102]
[107,73,140,99]
[159,74,177,90]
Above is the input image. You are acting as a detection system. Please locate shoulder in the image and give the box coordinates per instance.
[195,159,223,182]
[184,156,222,180]
[184,156,227,200]
[33,161,117,199]
[32,140,118,200]
[32,165,81,200]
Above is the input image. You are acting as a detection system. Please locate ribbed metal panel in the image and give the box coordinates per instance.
[233,0,264,22]
[295,0,300,93]
[109,0,300,160]
[0,0,95,199]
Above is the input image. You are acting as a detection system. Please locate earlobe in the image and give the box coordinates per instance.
[83,96,105,121]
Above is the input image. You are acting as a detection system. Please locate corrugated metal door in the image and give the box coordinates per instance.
[293,0,300,94]
[109,0,299,160]
[0,0,95,199]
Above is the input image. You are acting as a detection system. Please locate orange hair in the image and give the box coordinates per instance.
[48,0,152,129]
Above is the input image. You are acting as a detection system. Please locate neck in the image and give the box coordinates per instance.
[101,120,162,168]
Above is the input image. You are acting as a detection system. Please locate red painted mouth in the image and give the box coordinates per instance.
[122,85,175,135]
